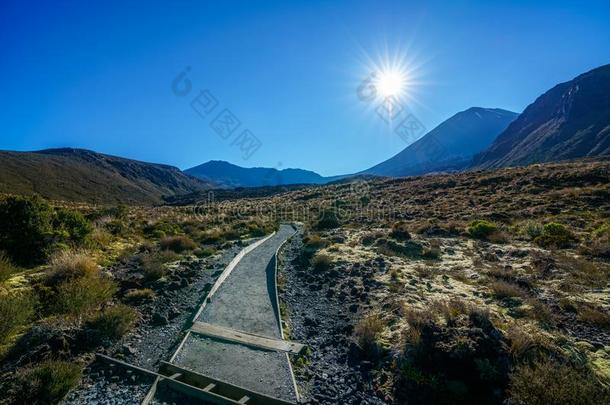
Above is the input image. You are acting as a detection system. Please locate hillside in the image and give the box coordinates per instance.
[363,107,518,176]
[474,64,610,168]
[186,160,339,188]
[0,148,213,204]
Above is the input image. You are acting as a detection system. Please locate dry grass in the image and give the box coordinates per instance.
[159,235,197,253]
[45,250,98,287]
[508,359,609,405]
[490,280,527,300]
[354,314,385,350]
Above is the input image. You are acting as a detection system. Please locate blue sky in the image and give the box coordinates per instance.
[1,0,609,175]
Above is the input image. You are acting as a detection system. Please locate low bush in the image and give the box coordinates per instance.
[45,250,98,287]
[0,195,54,265]
[0,252,17,282]
[124,288,155,304]
[534,223,576,249]
[467,220,498,240]
[354,314,385,351]
[159,235,197,253]
[52,274,116,316]
[303,234,329,250]
[0,196,93,266]
[53,208,92,244]
[376,239,436,260]
[16,360,82,404]
[0,291,37,343]
[200,229,223,244]
[390,221,412,240]
[490,280,526,300]
[521,221,544,240]
[398,303,510,404]
[575,304,610,328]
[84,304,137,341]
[140,255,167,282]
[313,208,341,230]
[508,359,609,405]
[312,254,332,272]
[506,325,560,364]
[194,247,216,258]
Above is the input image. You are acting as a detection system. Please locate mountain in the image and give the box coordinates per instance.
[186,160,340,188]
[473,64,610,168]
[0,148,213,204]
[362,107,518,177]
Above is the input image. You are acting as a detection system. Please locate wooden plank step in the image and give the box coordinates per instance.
[190,321,306,355]
[95,354,241,405]
[160,361,296,405]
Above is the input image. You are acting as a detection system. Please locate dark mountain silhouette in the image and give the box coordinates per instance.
[0,148,213,204]
[362,107,518,177]
[473,64,610,168]
[186,160,342,188]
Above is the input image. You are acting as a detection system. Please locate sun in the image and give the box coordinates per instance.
[374,69,406,99]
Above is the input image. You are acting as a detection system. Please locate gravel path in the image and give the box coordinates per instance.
[174,224,298,402]
[198,224,296,337]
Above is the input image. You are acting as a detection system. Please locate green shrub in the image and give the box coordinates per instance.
[194,247,216,258]
[17,360,82,404]
[221,229,241,241]
[522,221,544,239]
[140,254,167,282]
[508,359,609,405]
[0,252,17,282]
[376,239,430,259]
[534,223,576,248]
[0,291,36,343]
[0,195,54,265]
[314,208,341,230]
[85,304,137,340]
[53,208,92,244]
[200,229,223,244]
[52,274,116,316]
[467,220,498,239]
[312,254,332,272]
[390,221,412,240]
[0,196,93,266]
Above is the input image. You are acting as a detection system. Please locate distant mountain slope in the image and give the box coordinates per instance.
[473,64,610,168]
[0,148,213,204]
[186,160,341,188]
[362,107,518,177]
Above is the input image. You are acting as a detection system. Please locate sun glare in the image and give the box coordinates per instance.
[375,69,406,98]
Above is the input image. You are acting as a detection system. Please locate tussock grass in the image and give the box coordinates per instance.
[0,290,37,344]
[508,359,609,405]
[45,250,98,287]
[159,235,197,253]
[16,360,82,404]
[354,314,385,350]
[85,304,137,341]
[0,252,17,282]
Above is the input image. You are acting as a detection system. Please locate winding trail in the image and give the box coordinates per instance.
[169,224,298,402]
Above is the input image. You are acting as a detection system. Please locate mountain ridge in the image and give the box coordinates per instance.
[362,107,519,177]
[186,160,346,188]
[0,148,213,205]
[473,64,610,168]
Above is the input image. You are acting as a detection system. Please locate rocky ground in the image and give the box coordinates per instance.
[279,226,388,404]
[65,244,243,404]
